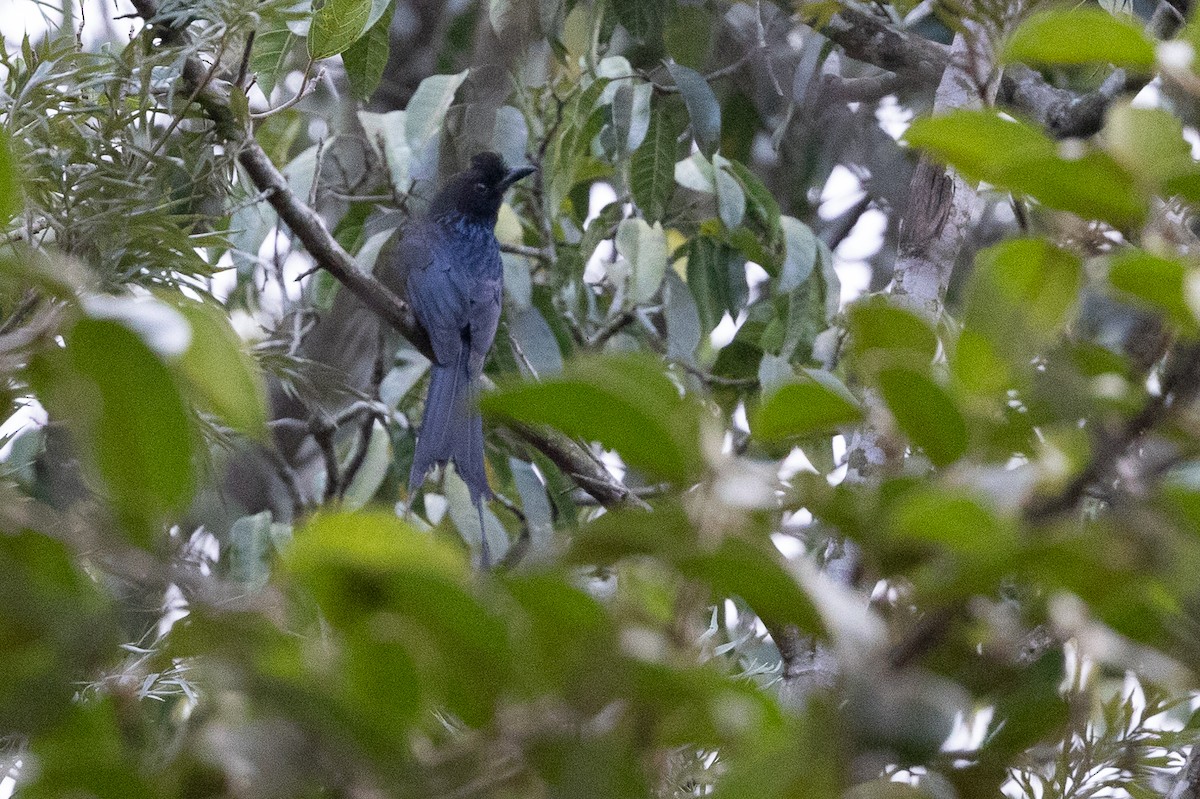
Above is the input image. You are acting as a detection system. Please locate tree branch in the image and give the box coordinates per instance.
[129,0,641,511]
[817,4,1144,139]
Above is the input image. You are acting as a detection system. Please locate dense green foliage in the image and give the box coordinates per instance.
[4,0,1200,797]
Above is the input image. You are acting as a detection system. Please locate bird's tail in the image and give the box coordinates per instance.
[409,348,492,507]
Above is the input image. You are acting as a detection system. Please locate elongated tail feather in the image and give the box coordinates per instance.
[409,348,492,506]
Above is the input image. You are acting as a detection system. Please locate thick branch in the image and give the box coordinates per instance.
[129,0,640,510]
[819,4,1141,139]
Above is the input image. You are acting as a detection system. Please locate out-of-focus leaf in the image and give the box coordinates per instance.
[1002,8,1155,69]
[492,105,529,168]
[964,238,1082,350]
[342,0,394,100]
[481,354,704,483]
[679,538,825,634]
[847,299,939,362]
[569,500,695,564]
[616,217,668,306]
[169,297,268,439]
[341,419,391,510]
[1103,103,1194,189]
[779,216,817,292]
[905,111,1145,228]
[877,366,968,467]
[405,70,469,153]
[0,531,117,734]
[0,128,21,224]
[284,510,508,726]
[1109,249,1197,333]
[29,317,196,544]
[631,104,682,222]
[713,153,746,230]
[720,695,843,799]
[21,700,153,799]
[308,0,372,60]
[889,489,1017,557]
[509,458,554,554]
[227,511,275,589]
[445,470,510,565]
[667,61,721,155]
[752,369,862,442]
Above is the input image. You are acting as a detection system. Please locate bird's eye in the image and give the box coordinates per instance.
[474,182,487,193]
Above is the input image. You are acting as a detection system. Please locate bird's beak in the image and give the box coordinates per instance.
[501,164,537,190]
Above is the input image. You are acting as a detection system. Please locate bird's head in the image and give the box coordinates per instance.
[431,151,537,224]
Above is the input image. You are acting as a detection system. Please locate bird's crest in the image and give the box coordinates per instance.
[469,151,508,184]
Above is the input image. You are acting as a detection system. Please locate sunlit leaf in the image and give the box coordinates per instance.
[1003,8,1155,69]
[752,369,862,442]
[482,354,704,483]
[342,0,393,100]
[877,366,968,467]
[308,0,372,60]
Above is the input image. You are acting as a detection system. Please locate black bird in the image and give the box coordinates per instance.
[390,152,536,566]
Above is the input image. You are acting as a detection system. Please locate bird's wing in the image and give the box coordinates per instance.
[405,234,469,368]
[468,274,502,378]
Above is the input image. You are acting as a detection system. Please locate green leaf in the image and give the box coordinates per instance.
[712,153,746,230]
[667,61,721,155]
[0,128,22,225]
[905,111,1145,228]
[889,490,1017,557]
[0,531,117,735]
[610,0,667,42]
[1108,249,1198,333]
[342,0,393,100]
[29,318,196,544]
[877,366,968,467]
[616,217,668,306]
[610,81,652,156]
[1103,103,1194,189]
[405,70,470,153]
[779,216,817,292]
[227,511,276,589]
[569,500,695,564]
[674,151,715,193]
[729,159,781,241]
[678,538,826,636]
[752,369,862,442]
[1003,8,1155,70]
[481,354,704,484]
[250,28,295,97]
[170,298,268,439]
[308,0,372,60]
[631,104,682,222]
[965,238,1082,348]
[847,299,939,361]
[687,236,746,332]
